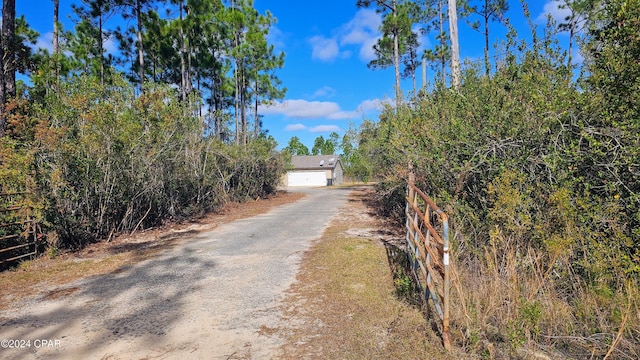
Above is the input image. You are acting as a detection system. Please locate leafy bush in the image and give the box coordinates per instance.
[1,74,285,249]
[354,5,640,355]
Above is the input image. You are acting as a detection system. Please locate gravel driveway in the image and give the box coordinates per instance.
[0,187,351,360]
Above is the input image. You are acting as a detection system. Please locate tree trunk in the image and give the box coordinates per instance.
[186,31,192,96]
[484,1,490,76]
[439,0,446,85]
[212,64,221,140]
[231,0,238,142]
[180,1,187,101]
[0,32,4,138]
[99,14,105,87]
[240,64,246,145]
[53,0,60,82]
[3,0,16,99]
[1,0,16,137]
[568,12,575,70]
[447,0,461,90]
[421,57,427,93]
[392,0,401,105]
[136,0,144,93]
[410,47,417,95]
[197,75,202,119]
[254,76,259,138]
[234,63,239,145]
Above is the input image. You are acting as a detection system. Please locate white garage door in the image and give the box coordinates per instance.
[287,171,327,187]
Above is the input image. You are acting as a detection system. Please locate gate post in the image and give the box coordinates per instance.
[441,211,451,350]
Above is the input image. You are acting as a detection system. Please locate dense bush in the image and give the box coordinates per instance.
[1,75,286,249]
[353,2,639,357]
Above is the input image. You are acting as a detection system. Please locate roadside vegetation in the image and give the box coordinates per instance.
[0,1,287,255]
[345,0,640,358]
[1,76,287,252]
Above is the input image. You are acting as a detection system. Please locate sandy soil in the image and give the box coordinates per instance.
[0,188,350,360]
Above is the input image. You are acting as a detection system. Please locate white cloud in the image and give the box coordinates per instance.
[572,48,585,65]
[260,97,393,123]
[356,98,393,112]
[259,99,340,118]
[33,32,54,53]
[285,123,307,131]
[260,96,395,123]
[340,9,382,62]
[413,25,431,55]
[328,111,358,120]
[334,15,428,63]
[311,9,429,64]
[341,28,371,45]
[309,9,382,63]
[103,35,118,54]
[268,25,286,50]
[311,86,336,99]
[341,9,382,45]
[32,31,118,56]
[357,36,378,62]
[310,125,341,133]
[310,35,340,62]
[537,1,571,24]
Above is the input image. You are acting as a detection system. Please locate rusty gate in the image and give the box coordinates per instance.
[0,192,41,268]
[405,181,451,350]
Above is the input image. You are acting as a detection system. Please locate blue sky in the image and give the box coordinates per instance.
[17,1,573,150]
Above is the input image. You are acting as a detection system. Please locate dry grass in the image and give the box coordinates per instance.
[0,191,304,311]
[278,187,456,359]
[451,245,640,360]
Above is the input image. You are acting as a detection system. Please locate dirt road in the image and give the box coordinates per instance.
[0,188,351,360]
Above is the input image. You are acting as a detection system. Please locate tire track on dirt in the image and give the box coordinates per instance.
[0,188,350,360]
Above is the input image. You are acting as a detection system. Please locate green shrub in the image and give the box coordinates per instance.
[1,75,286,249]
[356,13,640,355]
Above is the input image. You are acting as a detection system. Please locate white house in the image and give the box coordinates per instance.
[284,155,344,187]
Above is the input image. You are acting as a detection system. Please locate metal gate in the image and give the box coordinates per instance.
[405,181,451,350]
[0,192,41,268]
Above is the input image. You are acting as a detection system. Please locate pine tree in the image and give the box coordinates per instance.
[72,0,117,86]
[115,0,154,93]
[357,0,401,105]
[368,2,423,96]
[467,0,508,76]
[1,0,16,137]
[422,0,449,86]
[53,0,60,83]
[284,136,310,156]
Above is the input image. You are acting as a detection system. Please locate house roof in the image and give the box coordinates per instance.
[291,155,342,170]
